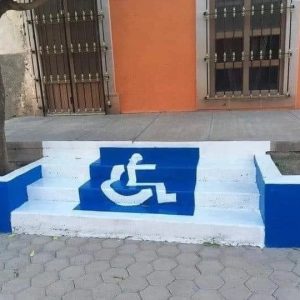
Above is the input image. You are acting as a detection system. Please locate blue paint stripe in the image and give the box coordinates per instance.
[0,165,42,233]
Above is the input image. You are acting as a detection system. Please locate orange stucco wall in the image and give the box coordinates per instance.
[110,0,197,113]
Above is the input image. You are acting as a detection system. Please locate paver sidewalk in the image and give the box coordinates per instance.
[0,234,299,300]
[5,110,300,142]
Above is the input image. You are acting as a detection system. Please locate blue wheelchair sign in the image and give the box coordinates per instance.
[79,147,199,216]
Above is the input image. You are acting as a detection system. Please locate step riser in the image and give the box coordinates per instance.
[42,164,256,183]
[198,169,256,183]
[27,185,259,210]
[44,150,99,160]
[90,165,255,183]
[42,165,90,180]
[27,187,80,202]
[79,185,195,216]
[80,185,258,210]
[90,165,197,185]
[12,212,264,247]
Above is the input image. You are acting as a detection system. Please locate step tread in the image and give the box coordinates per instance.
[42,156,96,163]
[200,158,255,167]
[196,207,263,227]
[13,200,263,228]
[28,178,86,189]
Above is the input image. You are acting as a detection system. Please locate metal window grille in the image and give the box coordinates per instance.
[204,0,293,99]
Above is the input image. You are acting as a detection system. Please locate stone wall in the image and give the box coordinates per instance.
[0,11,39,119]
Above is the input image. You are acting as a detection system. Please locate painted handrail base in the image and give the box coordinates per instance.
[0,162,42,232]
[256,154,300,247]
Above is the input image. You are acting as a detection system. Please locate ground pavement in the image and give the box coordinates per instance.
[0,234,300,300]
[5,110,300,142]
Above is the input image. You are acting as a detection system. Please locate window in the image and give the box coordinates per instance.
[206,0,291,98]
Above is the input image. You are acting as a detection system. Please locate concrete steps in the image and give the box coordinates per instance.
[11,141,267,247]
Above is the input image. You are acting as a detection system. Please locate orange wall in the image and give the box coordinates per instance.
[110,0,197,113]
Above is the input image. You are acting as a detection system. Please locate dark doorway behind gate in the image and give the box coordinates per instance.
[32,0,106,114]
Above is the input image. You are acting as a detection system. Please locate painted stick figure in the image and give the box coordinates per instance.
[126,153,156,186]
[101,153,176,206]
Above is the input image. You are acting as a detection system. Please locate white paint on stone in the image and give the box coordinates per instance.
[196,182,259,211]
[0,11,25,55]
[11,141,270,247]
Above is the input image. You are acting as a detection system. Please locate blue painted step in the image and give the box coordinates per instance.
[99,147,198,167]
[78,147,199,216]
[79,179,195,215]
[89,159,196,189]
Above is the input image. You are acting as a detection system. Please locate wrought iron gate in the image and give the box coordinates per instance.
[26,0,107,114]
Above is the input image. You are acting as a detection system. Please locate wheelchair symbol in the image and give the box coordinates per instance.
[101,153,177,206]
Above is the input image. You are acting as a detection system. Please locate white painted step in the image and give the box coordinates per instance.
[11,200,264,247]
[27,178,85,203]
[42,162,91,180]
[196,181,259,211]
[198,167,255,183]
[199,157,255,168]
[198,158,256,183]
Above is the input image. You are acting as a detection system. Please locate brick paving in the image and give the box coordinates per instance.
[0,234,300,300]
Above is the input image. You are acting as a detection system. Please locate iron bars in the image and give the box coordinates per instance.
[204,0,293,99]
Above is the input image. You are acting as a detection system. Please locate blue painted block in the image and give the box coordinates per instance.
[264,184,300,248]
[0,166,42,232]
[256,159,300,248]
[79,147,199,216]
